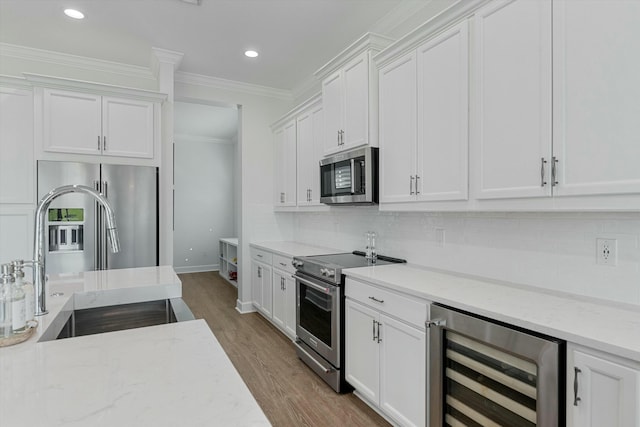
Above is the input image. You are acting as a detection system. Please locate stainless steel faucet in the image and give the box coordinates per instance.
[33,185,120,316]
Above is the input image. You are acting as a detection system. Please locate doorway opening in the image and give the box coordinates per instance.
[173,100,239,274]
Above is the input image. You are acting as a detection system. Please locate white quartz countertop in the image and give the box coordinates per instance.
[250,240,341,257]
[0,266,270,427]
[344,263,640,362]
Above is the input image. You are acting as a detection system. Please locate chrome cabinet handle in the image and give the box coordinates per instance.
[279,262,286,267]
[415,175,421,195]
[103,136,107,151]
[368,296,384,304]
[552,156,559,186]
[573,367,582,406]
[376,321,382,343]
[97,135,101,150]
[372,319,376,341]
[257,266,262,278]
[409,175,415,195]
[541,157,548,187]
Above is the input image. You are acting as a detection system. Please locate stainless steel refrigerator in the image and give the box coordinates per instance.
[37,161,158,274]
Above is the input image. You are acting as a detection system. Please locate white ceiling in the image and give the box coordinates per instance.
[0,0,426,91]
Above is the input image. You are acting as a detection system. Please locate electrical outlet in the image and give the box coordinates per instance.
[596,238,617,266]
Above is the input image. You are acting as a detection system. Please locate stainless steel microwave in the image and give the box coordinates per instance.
[320,147,378,205]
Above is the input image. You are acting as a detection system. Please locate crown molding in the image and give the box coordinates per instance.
[314,32,396,80]
[270,93,321,130]
[370,0,439,36]
[291,74,321,104]
[374,0,490,68]
[0,75,32,90]
[174,134,235,145]
[174,71,293,101]
[23,73,167,102]
[0,42,155,81]
[150,47,184,79]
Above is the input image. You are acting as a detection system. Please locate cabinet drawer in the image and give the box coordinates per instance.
[346,278,428,328]
[250,247,273,264]
[272,254,295,274]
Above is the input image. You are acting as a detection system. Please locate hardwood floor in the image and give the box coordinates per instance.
[179,271,391,427]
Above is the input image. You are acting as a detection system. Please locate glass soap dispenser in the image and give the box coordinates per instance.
[0,264,12,338]
[12,260,34,323]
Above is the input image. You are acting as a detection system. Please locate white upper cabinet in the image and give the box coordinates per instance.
[552,0,640,197]
[379,52,417,204]
[43,88,156,160]
[296,101,323,206]
[379,21,468,205]
[317,33,395,156]
[43,89,102,156]
[471,0,552,200]
[101,97,154,158]
[322,52,370,155]
[0,85,34,204]
[273,120,297,207]
[417,21,469,202]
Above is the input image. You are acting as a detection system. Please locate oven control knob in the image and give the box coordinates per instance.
[320,268,327,276]
[292,260,303,268]
[327,270,335,278]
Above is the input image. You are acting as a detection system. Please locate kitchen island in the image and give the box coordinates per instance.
[0,266,270,427]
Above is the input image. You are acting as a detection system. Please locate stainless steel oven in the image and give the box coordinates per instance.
[320,147,378,205]
[427,304,565,426]
[293,251,405,392]
[295,272,340,367]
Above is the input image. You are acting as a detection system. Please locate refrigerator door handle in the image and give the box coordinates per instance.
[102,181,108,270]
[94,180,101,270]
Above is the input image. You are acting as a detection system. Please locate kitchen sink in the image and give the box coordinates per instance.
[55,298,195,340]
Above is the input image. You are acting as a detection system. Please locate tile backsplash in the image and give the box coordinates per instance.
[292,209,640,306]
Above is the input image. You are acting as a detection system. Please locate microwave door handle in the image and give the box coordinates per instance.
[350,159,355,193]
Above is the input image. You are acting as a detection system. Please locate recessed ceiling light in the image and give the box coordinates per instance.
[244,50,259,58]
[64,9,85,19]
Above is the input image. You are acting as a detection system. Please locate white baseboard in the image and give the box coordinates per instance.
[174,264,218,274]
[235,299,256,314]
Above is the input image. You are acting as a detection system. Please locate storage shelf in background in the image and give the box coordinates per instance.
[219,238,238,287]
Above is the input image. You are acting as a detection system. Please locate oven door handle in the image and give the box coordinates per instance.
[296,340,333,374]
[293,274,335,294]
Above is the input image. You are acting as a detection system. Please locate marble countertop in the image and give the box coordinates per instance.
[250,240,341,258]
[344,263,640,362]
[0,266,270,427]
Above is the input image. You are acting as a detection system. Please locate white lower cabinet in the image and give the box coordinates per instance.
[250,248,272,318]
[250,245,297,341]
[345,278,427,427]
[272,260,296,340]
[567,344,640,427]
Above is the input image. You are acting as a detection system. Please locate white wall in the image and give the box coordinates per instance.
[292,210,640,307]
[173,138,236,273]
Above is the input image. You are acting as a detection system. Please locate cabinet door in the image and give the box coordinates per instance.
[296,110,313,205]
[379,314,426,427]
[274,121,297,207]
[379,52,417,204]
[283,274,296,339]
[260,263,273,318]
[342,52,369,151]
[309,105,323,205]
[345,299,380,404]
[472,0,552,199]
[417,21,468,202]
[568,346,639,427]
[102,97,154,159]
[322,70,343,155]
[553,1,640,196]
[0,87,34,204]
[43,89,101,155]
[251,260,263,311]
[272,269,286,330]
[273,127,285,205]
